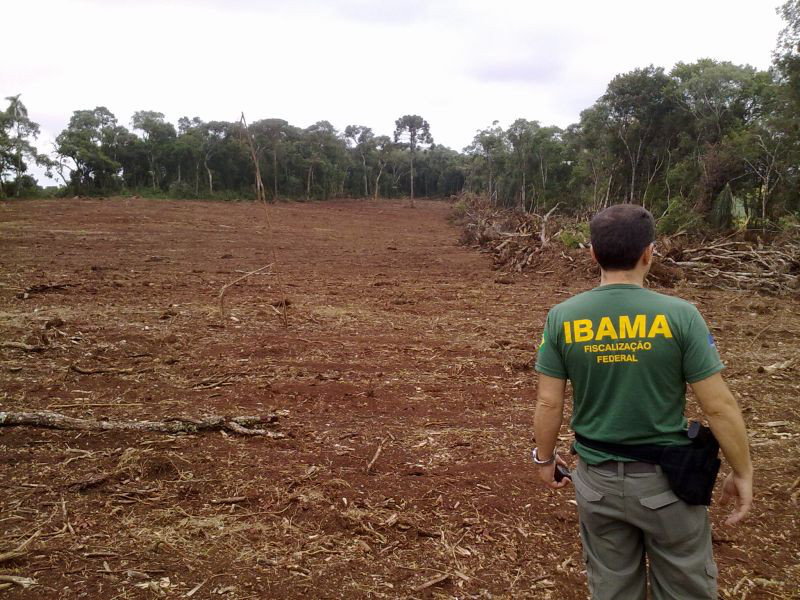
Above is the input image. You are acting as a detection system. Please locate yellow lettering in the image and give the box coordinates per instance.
[619,315,646,339]
[644,342,652,350]
[595,317,618,341]
[647,315,673,339]
[573,319,594,342]
[563,322,572,344]
[597,353,639,364]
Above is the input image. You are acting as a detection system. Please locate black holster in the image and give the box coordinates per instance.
[575,422,721,506]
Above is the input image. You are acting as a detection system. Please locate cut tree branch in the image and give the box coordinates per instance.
[1,342,44,353]
[0,411,285,437]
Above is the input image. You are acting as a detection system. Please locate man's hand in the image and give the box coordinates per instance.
[719,472,752,525]
[536,454,571,489]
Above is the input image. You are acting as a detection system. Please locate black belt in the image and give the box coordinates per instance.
[591,461,658,474]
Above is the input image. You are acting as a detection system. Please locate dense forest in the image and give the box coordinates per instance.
[2,1,800,232]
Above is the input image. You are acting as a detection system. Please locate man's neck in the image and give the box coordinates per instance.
[599,269,646,287]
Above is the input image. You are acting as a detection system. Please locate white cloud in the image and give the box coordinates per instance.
[1,0,784,183]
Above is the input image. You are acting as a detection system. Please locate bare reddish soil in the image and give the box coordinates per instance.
[0,198,798,599]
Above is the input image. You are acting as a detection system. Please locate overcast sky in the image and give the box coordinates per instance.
[3,0,785,183]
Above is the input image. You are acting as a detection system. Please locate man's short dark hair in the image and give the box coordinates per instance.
[590,204,655,271]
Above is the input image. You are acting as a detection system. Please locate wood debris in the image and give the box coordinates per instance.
[0,531,40,563]
[663,240,800,295]
[462,198,800,294]
[0,575,37,588]
[366,439,385,474]
[0,341,45,352]
[411,572,450,592]
[0,410,285,437]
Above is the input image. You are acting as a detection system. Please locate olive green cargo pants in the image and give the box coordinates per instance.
[572,459,718,600]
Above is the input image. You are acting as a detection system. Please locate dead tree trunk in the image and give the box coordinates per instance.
[239,113,267,205]
[204,156,213,194]
[374,161,385,201]
[195,159,200,196]
[361,152,368,198]
[409,148,415,208]
[273,148,279,200]
[539,202,561,247]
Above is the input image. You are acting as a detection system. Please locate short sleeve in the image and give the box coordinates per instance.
[535,311,567,379]
[682,309,724,383]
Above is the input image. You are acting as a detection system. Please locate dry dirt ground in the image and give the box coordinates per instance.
[0,198,798,600]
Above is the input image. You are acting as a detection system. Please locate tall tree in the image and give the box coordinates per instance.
[370,135,394,200]
[507,119,536,209]
[250,119,290,200]
[600,66,677,205]
[54,107,123,193]
[465,121,507,203]
[393,115,433,206]
[132,111,176,191]
[344,125,374,198]
[775,0,800,106]
[0,95,49,197]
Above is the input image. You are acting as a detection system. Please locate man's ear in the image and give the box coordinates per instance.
[641,244,654,267]
[590,245,598,264]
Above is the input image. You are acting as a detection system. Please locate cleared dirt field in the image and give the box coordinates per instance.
[0,198,798,599]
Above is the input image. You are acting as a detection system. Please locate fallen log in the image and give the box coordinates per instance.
[0,411,285,437]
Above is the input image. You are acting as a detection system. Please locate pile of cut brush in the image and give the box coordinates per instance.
[459,198,800,295]
[660,238,800,295]
[459,198,574,273]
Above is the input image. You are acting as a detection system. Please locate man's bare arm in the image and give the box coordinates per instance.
[534,374,568,489]
[690,372,753,524]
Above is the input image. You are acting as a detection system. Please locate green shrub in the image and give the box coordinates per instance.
[556,222,590,248]
[656,198,703,235]
[451,199,468,219]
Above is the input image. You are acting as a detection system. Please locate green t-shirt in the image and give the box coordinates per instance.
[535,284,723,464]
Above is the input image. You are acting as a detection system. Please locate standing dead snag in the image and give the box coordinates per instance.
[539,202,561,247]
[239,113,268,215]
[227,112,290,327]
[0,411,286,437]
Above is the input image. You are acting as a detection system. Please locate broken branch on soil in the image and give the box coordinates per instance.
[0,411,285,437]
[412,573,451,592]
[70,364,135,375]
[1,342,44,353]
[48,402,144,410]
[366,439,385,474]
[0,531,41,564]
[0,575,37,589]
[210,496,248,505]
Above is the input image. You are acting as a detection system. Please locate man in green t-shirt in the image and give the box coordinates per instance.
[533,204,752,599]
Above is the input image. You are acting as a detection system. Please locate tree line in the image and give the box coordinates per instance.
[2,1,799,230]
